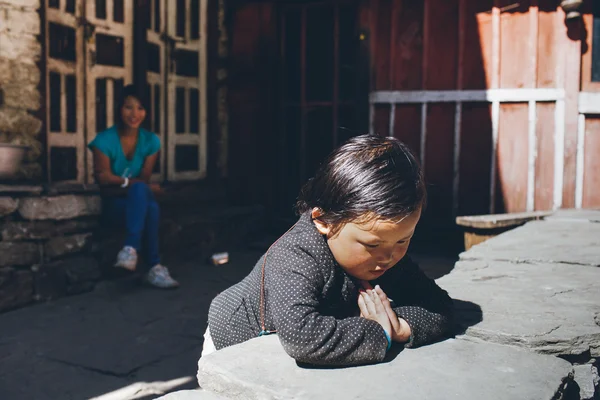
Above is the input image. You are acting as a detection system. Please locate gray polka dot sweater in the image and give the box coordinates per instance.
[207,212,453,366]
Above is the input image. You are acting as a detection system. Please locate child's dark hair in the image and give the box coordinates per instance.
[296,134,426,226]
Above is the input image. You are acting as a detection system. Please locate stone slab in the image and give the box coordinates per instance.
[545,209,600,223]
[437,259,600,358]
[455,210,551,229]
[0,196,18,216]
[157,390,231,400]
[197,336,573,400]
[574,363,599,400]
[0,241,40,266]
[1,219,98,240]
[0,184,43,194]
[18,195,101,220]
[459,220,600,267]
[44,233,92,259]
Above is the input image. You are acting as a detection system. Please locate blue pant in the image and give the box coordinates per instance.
[103,182,161,267]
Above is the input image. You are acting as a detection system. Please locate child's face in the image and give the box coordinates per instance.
[313,208,421,281]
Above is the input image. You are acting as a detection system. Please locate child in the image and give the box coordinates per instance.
[204,135,453,366]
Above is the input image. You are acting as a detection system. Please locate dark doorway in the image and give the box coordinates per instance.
[276,0,367,217]
[227,1,368,223]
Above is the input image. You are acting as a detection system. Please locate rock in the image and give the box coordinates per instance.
[1,219,98,241]
[545,209,600,223]
[460,220,600,267]
[0,267,33,312]
[574,363,599,400]
[0,184,42,194]
[594,363,600,395]
[63,256,100,295]
[197,336,573,400]
[32,262,67,301]
[45,233,92,259]
[437,259,600,359]
[18,195,102,221]
[156,390,231,400]
[0,242,40,267]
[0,197,18,217]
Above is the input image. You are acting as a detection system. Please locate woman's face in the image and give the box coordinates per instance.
[120,96,146,129]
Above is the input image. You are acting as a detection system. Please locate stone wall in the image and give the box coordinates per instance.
[0,189,102,312]
[0,0,44,180]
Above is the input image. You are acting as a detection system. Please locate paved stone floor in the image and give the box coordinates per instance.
[0,247,265,400]
[0,235,457,400]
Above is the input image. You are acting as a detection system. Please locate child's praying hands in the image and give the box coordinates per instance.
[359,282,412,344]
[358,288,393,342]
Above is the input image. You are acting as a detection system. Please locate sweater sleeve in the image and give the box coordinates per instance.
[267,251,389,366]
[374,257,454,348]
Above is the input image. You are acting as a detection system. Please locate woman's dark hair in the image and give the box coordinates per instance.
[116,85,148,126]
[296,134,426,226]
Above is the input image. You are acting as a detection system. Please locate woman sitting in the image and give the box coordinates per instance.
[88,85,179,289]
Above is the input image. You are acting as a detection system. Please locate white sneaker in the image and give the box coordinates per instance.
[146,264,179,289]
[114,246,138,271]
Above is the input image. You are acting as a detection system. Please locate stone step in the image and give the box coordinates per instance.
[196,335,574,400]
[459,219,600,267]
[157,389,231,400]
[438,259,600,361]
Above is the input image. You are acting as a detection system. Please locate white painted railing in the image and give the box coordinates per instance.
[369,88,567,215]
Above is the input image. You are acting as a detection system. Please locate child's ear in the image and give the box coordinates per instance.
[311,208,331,235]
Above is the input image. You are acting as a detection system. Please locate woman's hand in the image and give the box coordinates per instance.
[149,183,164,195]
[358,289,392,341]
[359,281,412,343]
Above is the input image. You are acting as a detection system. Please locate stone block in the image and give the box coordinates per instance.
[2,219,98,241]
[2,8,40,35]
[0,241,40,266]
[16,162,42,180]
[0,58,11,84]
[45,233,92,259]
[1,0,40,9]
[32,262,67,301]
[546,209,600,223]
[460,220,600,267]
[2,83,40,110]
[0,109,42,135]
[0,267,33,312]
[437,259,600,358]
[574,363,600,400]
[0,32,41,62]
[0,197,18,216]
[11,61,40,85]
[63,255,100,294]
[19,195,102,220]
[156,390,231,400]
[197,336,574,400]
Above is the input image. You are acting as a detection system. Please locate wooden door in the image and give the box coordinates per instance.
[277,1,365,215]
[227,1,365,216]
[84,0,134,182]
[45,0,86,183]
[166,0,208,181]
[227,2,279,206]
